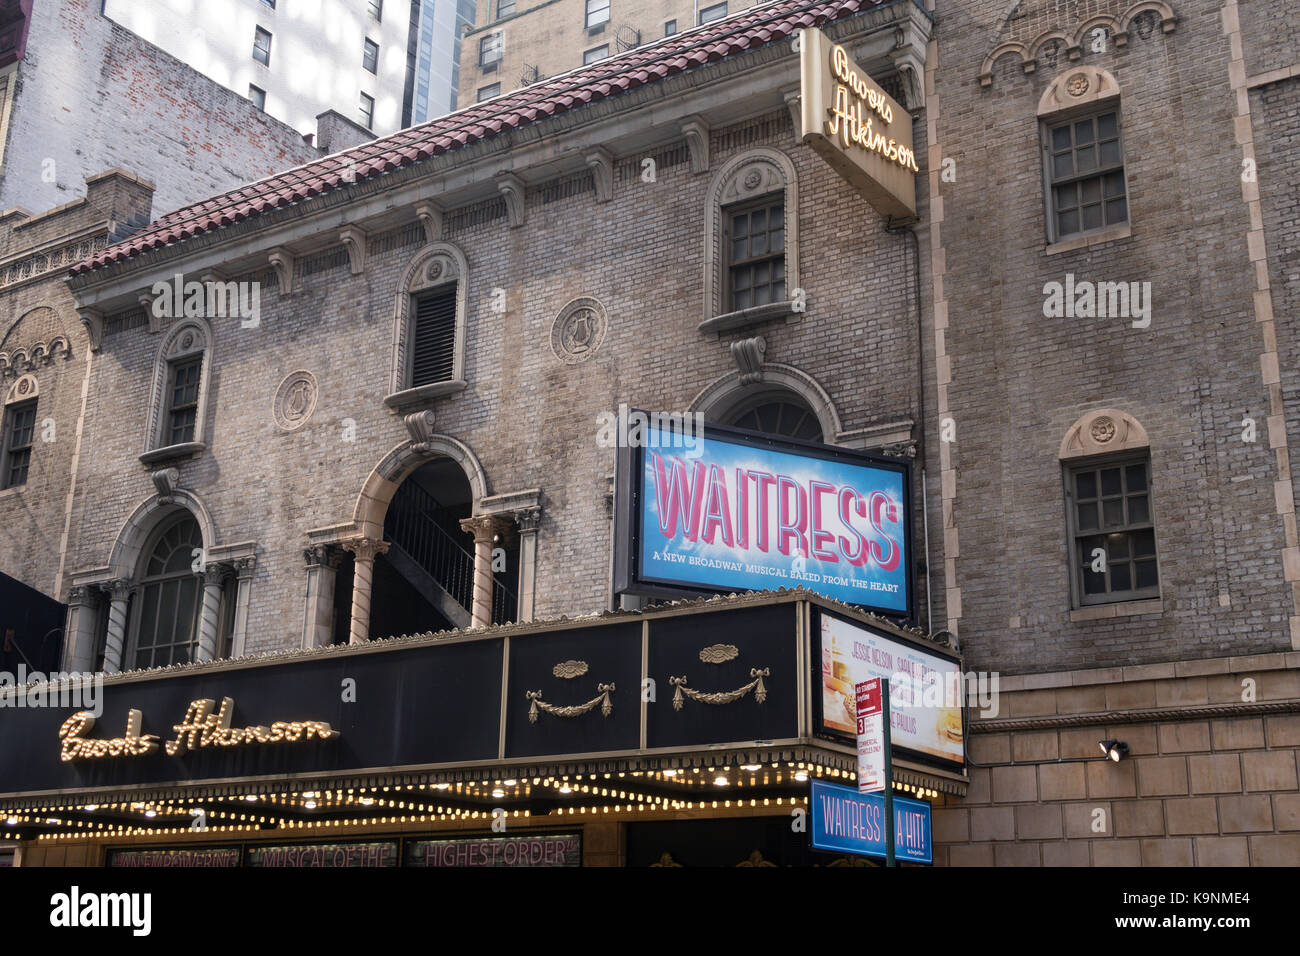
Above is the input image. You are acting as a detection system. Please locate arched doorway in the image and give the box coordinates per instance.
[365,457,518,639]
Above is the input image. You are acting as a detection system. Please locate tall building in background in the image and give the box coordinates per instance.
[403,0,478,125]
[456,0,765,109]
[102,0,412,136]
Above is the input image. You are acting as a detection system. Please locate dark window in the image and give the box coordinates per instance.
[1045,110,1127,241]
[664,19,677,36]
[130,517,205,670]
[585,0,609,29]
[253,26,273,66]
[249,85,266,110]
[728,400,822,442]
[477,82,499,101]
[1,400,37,489]
[363,38,379,73]
[409,286,458,387]
[261,0,275,7]
[165,357,202,446]
[497,0,514,17]
[725,195,786,311]
[1068,457,1159,605]
[360,92,375,128]
[583,45,608,65]
[369,0,383,20]
[698,2,726,24]
[479,33,502,68]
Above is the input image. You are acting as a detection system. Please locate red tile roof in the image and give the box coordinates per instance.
[73,0,885,275]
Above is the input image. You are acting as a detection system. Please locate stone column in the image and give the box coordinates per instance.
[459,515,508,629]
[302,545,341,649]
[341,537,389,644]
[195,564,227,662]
[230,556,256,659]
[514,506,541,622]
[63,586,99,673]
[99,579,133,674]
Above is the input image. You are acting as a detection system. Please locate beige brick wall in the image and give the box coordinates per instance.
[937,653,1300,865]
[66,107,929,652]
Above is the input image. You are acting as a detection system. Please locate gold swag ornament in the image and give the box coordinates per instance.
[670,668,769,710]
[526,683,615,723]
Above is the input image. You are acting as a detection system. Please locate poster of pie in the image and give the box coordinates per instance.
[819,612,964,765]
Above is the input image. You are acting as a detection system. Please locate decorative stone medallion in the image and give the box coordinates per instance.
[550,297,608,364]
[1066,73,1090,97]
[1089,415,1116,444]
[273,370,318,432]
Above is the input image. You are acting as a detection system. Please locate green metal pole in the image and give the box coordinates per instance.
[882,677,895,867]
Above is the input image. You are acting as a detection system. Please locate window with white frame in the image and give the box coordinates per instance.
[253,26,272,65]
[698,2,726,24]
[585,0,609,29]
[479,32,502,68]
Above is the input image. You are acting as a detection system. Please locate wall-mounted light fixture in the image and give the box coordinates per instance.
[1098,739,1129,762]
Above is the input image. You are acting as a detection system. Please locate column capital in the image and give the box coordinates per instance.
[459,514,511,543]
[202,563,230,586]
[514,506,542,534]
[302,544,341,569]
[100,579,134,602]
[234,555,257,579]
[67,585,97,607]
[341,536,389,561]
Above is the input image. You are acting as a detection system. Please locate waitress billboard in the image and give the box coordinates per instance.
[614,416,913,619]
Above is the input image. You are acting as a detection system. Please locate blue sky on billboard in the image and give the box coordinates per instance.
[636,422,909,614]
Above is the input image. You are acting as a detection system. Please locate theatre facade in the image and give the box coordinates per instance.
[2,0,1300,866]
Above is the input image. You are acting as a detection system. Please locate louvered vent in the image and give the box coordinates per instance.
[410,287,457,387]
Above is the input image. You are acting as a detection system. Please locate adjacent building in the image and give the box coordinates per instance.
[1,0,1298,866]
[102,0,412,137]
[456,0,767,108]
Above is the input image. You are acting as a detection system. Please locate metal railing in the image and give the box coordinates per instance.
[385,479,519,626]
[385,480,474,612]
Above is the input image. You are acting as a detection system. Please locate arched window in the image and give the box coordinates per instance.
[385,242,470,410]
[725,394,823,443]
[142,319,213,463]
[127,515,204,668]
[1037,66,1128,245]
[1059,409,1160,609]
[702,147,800,323]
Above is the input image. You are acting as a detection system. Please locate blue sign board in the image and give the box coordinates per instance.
[809,779,932,864]
[626,420,911,617]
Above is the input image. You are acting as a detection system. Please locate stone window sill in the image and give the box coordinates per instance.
[0,484,25,499]
[698,301,798,337]
[1069,597,1162,623]
[1046,224,1131,256]
[139,441,205,466]
[383,379,468,411]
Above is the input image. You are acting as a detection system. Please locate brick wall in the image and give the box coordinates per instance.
[935,653,1300,865]
[0,170,155,597]
[66,107,926,653]
[922,0,1296,672]
[0,0,319,219]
